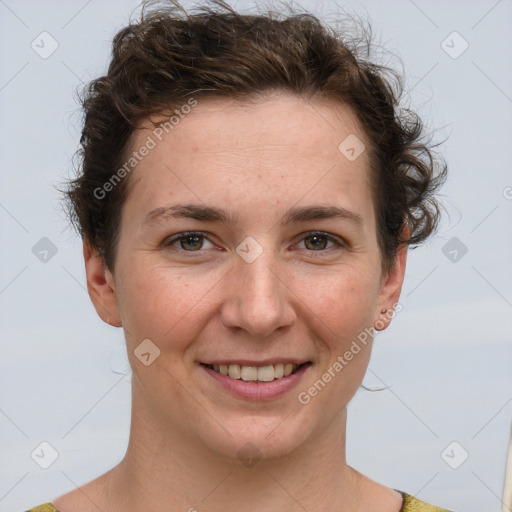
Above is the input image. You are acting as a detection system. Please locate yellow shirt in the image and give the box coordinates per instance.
[24,490,454,511]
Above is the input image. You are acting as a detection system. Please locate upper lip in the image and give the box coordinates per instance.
[200,359,311,366]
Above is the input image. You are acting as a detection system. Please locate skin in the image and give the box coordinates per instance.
[53,93,407,512]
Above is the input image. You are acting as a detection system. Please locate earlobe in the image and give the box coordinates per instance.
[83,240,122,327]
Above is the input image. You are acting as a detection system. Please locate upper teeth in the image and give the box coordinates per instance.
[210,363,301,381]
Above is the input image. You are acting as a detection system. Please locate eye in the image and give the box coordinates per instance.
[162,232,215,252]
[296,231,343,254]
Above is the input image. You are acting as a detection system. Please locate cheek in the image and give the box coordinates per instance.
[117,262,223,354]
[291,268,377,418]
[292,266,377,380]
[292,264,378,334]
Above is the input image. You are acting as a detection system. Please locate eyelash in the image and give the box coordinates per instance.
[161,231,345,257]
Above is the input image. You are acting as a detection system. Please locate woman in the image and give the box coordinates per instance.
[27,0,451,510]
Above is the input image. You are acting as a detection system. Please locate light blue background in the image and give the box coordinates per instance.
[1,1,511,511]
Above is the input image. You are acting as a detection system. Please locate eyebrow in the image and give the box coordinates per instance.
[143,203,364,227]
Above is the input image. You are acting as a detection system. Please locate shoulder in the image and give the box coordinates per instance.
[397,490,455,512]
[24,505,59,512]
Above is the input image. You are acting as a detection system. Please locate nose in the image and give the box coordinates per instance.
[220,247,296,339]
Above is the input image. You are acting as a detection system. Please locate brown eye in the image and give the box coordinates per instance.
[162,232,215,252]
[303,234,330,251]
[179,234,204,251]
[297,232,342,254]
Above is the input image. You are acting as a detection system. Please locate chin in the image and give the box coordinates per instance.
[199,413,316,465]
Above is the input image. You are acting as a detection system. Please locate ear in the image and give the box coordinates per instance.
[373,225,409,331]
[83,240,122,327]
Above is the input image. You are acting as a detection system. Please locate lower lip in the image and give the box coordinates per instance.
[200,363,311,401]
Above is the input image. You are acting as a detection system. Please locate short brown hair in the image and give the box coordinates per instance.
[63,0,447,273]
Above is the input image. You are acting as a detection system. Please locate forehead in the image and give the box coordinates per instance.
[139,93,367,159]
[121,93,375,231]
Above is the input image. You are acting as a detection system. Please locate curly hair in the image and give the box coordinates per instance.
[63,0,447,274]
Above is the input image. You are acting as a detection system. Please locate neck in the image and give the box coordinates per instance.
[103,382,361,512]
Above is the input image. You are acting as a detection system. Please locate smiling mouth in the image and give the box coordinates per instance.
[201,362,310,382]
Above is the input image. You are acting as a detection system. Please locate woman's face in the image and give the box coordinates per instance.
[86,93,406,460]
